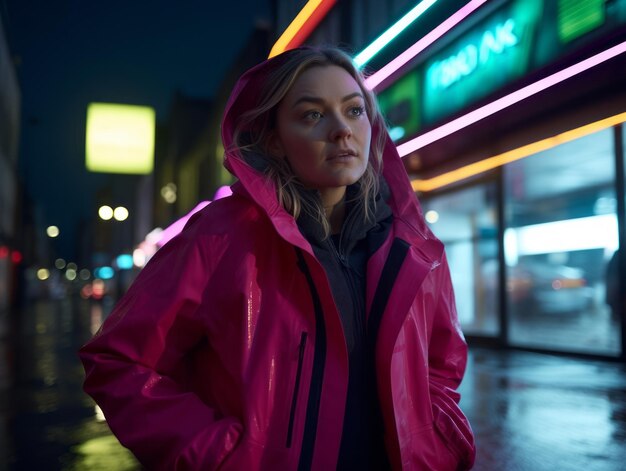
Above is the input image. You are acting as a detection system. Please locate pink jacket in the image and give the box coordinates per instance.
[80,54,476,470]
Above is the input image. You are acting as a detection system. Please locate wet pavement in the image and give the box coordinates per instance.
[3,295,626,470]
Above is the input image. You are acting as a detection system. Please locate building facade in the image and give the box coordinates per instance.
[273,0,626,359]
[0,14,21,312]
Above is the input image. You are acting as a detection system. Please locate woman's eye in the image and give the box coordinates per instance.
[303,110,322,121]
[348,106,366,117]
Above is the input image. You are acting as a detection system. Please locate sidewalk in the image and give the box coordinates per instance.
[460,347,626,471]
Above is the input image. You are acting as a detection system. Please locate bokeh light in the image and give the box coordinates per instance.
[113,207,129,221]
[46,226,60,238]
[133,248,147,268]
[161,183,177,204]
[11,251,22,264]
[98,206,113,220]
[94,266,114,280]
[116,254,133,270]
[425,210,440,224]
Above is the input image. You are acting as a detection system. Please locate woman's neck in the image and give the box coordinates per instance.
[324,197,346,235]
[317,186,347,234]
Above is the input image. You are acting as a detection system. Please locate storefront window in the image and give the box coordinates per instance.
[504,127,619,355]
[422,183,499,336]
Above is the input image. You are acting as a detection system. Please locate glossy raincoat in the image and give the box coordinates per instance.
[80,52,476,470]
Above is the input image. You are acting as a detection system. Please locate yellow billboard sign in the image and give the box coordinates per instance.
[86,103,155,174]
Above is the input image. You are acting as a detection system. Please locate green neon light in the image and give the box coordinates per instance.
[378,71,421,139]
[558,0,605,43]
[354,0,439,68]
[429,18,519,90]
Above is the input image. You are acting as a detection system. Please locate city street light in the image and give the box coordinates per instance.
[46,226,60,238]
[98,205,113,220]
[113,206,129,221]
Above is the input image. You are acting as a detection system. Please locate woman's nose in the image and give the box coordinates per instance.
[329,116,352,141]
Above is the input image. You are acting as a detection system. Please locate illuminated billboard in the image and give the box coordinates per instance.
[85,103,155,174]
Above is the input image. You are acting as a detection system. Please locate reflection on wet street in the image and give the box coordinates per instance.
[2,295,626,470]
[4,296,140,470]
[460,348,626,470]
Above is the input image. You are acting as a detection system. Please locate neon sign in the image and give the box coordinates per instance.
[376,0,625,143]
[422,0,542,126]
[429,19,519,89]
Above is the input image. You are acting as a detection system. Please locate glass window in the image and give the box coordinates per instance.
[503,127,619,355]
[422,183,499,336]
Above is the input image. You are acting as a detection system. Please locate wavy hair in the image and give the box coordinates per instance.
[230,46,387,237]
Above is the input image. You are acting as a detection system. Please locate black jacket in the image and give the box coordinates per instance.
[297,182,393,470]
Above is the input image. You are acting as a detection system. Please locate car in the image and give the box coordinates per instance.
[507,259,595,315]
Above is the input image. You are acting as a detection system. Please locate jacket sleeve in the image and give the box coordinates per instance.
[428,253,476,470]
[79,230,242,470]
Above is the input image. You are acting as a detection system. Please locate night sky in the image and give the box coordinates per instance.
[2,0,272,261]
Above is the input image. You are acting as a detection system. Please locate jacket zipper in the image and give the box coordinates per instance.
[295,248,327,471]
[326,238,365,336]
[286,331,308,448]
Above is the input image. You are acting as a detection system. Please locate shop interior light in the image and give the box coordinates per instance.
[354,0,439,68]
[411,111,626,192]
[399,39,626,158]
[365,0,487,90]
[269,0,337,58]
[508,214,618,259]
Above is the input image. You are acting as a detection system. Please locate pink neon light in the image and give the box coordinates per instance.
[156,186,234,247]
[213,185,233,200]
[157,201,211,247]
[365,0,487,91]
[396,40,626,156]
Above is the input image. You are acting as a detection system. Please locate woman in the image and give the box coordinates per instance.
[80,46,476,470]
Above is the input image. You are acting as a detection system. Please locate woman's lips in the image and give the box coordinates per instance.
[327,150,357,161]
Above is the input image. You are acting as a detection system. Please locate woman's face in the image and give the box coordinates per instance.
[273,65,372,204]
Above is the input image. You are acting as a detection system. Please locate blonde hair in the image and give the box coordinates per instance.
[231,46,387,237]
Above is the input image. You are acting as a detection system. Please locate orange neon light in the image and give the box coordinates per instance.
[411,111,626,192]
[269,0,337,58]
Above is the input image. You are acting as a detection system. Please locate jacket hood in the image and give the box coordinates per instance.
[221,47,434,244]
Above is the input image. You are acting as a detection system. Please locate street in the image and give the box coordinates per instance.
[3,294,626,470]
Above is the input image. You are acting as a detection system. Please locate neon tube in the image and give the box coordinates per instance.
[398,40,626,157]
[269,0,337,58]
[411,111,626,192]
[354,0,439,68]
[365,0,487,90]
